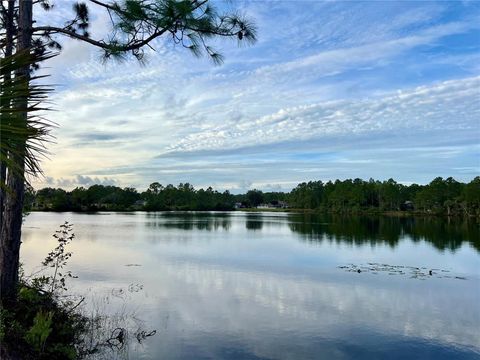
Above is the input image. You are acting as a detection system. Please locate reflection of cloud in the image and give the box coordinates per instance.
[21,212,480,359]
[144,261,480,359]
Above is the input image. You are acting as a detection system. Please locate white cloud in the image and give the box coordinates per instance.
[28,1,480,190]
[254,21,477,77]
[165,76,480,154]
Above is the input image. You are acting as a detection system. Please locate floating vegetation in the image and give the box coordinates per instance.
[128,283,144,293]
[111,283,144,299]
[111,288,126,298]
[338,263,468,280]
[136,329,157,343]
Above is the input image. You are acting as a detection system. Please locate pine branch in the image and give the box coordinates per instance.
[33,25,170,51]
[33,0,213,55]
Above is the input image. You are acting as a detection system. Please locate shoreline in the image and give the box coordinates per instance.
[27,208,478,218]
[237,208,477,218]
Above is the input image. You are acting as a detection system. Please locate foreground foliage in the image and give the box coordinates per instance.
[0,223,87,360]
[0,285,87,359]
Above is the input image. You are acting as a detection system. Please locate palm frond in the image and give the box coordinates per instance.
[0,49,57,191]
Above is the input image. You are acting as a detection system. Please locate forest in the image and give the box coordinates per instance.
[28,176,480,216]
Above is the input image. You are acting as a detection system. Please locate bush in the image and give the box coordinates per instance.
[0,222,87,360]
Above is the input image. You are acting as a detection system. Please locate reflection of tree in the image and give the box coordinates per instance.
[403,217,480,252]
[143,212,479,253]
[288,214,480,253]
[145,212,232,232]
[245,214,263,231]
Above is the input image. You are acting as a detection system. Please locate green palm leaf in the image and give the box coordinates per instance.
[0,49,56,191]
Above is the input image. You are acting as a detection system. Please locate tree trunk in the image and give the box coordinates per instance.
[0,0,16,235]
[0,0,32,305]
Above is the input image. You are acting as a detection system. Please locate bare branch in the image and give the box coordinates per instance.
[33,26,109,48]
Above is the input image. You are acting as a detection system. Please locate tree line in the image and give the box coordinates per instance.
[288,176,480,216]
[28,176,479,216]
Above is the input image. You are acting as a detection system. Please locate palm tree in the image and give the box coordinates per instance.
[0,49,55,303]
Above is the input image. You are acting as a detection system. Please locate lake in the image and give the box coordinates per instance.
[21,212,480,360]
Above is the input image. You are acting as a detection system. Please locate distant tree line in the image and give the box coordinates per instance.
[27,176,480,216]
[288,177,480,216]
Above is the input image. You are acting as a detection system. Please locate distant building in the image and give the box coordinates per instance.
[257,201,289,209]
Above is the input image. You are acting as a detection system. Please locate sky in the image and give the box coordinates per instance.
[32,0,480,193]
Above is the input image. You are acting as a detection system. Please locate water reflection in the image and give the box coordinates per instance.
[245,214,263,231]
[20,212,480,360]
[143,211,480,253]
[141,261,479,360]
[145,212,232,231]
[287,214,480,253]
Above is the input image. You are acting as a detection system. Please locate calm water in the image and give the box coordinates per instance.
[21,212,480,360]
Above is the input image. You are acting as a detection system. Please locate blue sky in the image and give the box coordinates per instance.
[33,0,480,192]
